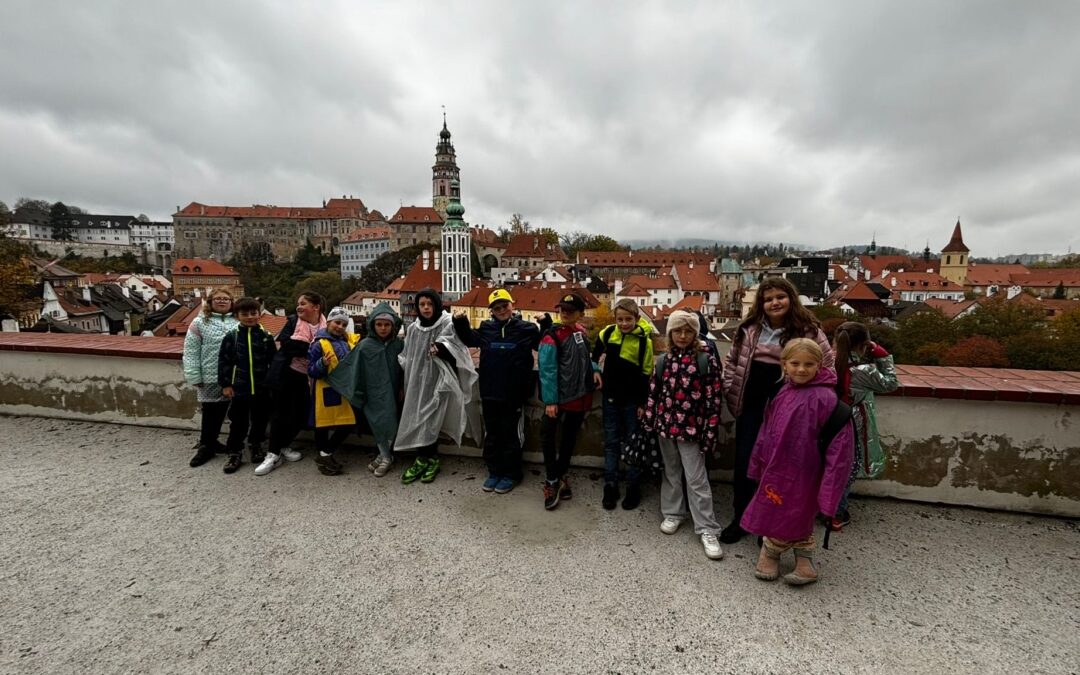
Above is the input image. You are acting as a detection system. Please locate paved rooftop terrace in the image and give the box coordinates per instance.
[1,416,1077,674]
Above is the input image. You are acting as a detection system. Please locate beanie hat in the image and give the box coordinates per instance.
[666,310,700,336]
[327,307,350,324]
[614,298,641,317]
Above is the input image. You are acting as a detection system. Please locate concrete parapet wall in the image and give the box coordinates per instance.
[0,333,1077,517]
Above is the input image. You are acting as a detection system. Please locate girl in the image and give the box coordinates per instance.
[183,288,239,467]
[720,277,834,543]
[832,321,899,528]
[642,310,724,561]
[741,338,853,586]
[395,289,480,485]
[257,292,327,476]
[592,297,654,510]
[307,307,362,476]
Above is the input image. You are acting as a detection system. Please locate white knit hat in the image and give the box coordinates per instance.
[327,307,350,324]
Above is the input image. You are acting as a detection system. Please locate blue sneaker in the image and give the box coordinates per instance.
[482,475,499,492]
[494,477,517,494]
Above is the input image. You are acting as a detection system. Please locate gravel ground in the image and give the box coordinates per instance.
[1,415,1077,674]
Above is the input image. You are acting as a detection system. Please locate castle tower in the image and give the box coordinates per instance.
[432,113,460,219]
[940,220,970,285]
[441,179,471,300]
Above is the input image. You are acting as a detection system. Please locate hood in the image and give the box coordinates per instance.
[366,301,403,339]
[415,288,443,327]
[794,365,838,388]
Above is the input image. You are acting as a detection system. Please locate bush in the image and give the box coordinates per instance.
[941,336,1009,368]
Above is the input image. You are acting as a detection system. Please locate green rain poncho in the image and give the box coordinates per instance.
[326,302,404,450]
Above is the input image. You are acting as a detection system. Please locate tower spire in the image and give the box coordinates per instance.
[432,111,460,218]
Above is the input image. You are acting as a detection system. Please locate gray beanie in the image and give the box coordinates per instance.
[327,307,350,324]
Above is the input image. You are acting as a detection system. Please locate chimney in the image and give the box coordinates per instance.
[199,205,205,216]
[689,261,694,269]
[82,287,92,303]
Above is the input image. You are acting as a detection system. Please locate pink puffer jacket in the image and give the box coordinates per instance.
[721,323,834,418]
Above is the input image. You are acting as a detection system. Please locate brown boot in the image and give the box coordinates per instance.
[754,545,780,581]
[783,554,818,586]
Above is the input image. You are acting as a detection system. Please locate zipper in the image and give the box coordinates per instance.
[248,330,255,394]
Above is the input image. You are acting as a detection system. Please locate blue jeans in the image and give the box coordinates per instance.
[602,398,642,487]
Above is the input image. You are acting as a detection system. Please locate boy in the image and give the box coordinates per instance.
[592,297,655,510]
[217,297,277,474]
[538,292,601,510]
[307,307,362,476]
[453,289,540,494]
[345,303,405,477]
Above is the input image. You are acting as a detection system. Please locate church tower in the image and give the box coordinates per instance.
[940,220,970,285]
[441,179,471,300]
[432,113,460,219]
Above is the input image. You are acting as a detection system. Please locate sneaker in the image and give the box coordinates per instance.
[223,454,242,474]
[281,448,303,462]
[621,483,642,510]
[189,446,215,468]
[719,522,747,544]
[831,509,851,531]
[419,457,441,483]
[373,458,393,477]
[402,457,429,485]
[494,477,517,494]
[543,481,560,510]
[250,445,265,466]
[314,452,343,476]
[558,476,572,500]
[660,516,685,535]
[367,457,380,472]
[482,475,500,492]
[602,484,619,510]
[254,452,283,476]
[701,533,724,560]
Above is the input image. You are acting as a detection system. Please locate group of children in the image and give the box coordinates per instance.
[183,278,896,586]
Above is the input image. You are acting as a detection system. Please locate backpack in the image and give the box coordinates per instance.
[654,350,710,379]
[817,398,852,550]
[600,324,649,373]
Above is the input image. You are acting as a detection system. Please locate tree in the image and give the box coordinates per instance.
[894,309,956,364]
[294,240,339,272]
[587,303,615,346]
[290,271,357,310]
[954,296,1045,341]
[560,231,626,259]
[50,202,72,241]
[357,244,435,292]
[14,198,51,212]
[941,336,1009,368]
[0,233,34,317]
[1053,282,1066,299]
[0,201,11,228]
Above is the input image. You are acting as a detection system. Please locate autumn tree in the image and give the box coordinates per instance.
[587,303,615,346]
[940,336,1009,368]
[954,296,1045,341]
[894,308,956,364]
[0,233,34,317]
[290,271,358,311]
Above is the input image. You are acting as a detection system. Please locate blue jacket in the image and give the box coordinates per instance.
[453,314,540,404]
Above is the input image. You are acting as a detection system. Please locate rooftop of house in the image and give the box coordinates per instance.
[342,226,393,242]
[502,234,568,261]
[576,250,714,268]
[389,205,443,225]
[172,259,240,277]
[174,200,366,220]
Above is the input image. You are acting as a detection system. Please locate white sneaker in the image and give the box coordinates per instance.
[280,448,303,462]
[373,458,393,477]
[701,533,724,560]
[660,516,685,535]
[254,453,282,476]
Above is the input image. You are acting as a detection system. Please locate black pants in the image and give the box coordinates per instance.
[315,406,363,454]
[482,399,524,480]
[542,409,585,482]
[732,404,766,525]
[268,370,311,455]
[224,394,271,455]
[417,441,439,460]
[200,401,230,450]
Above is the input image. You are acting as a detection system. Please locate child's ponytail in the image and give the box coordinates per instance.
[834,328,852,401]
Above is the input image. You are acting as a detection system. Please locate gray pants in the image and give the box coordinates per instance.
[659,437,721,535]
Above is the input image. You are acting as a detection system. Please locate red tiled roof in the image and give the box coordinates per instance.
[398,254,442,292]
[964,264,1030,286]
[942,221,970,253]
[343,227,392,242]
[259,314,289,335]
[829,264,851,282]
[887,272,963,292]
[834,281,884,302]
[172,259,240,277]
[58,295,103,317]
[669,295,705,312]
[617,282,649,297]
[672,263,720,292]
[342,291,379,306]
[366,210,386,222]
[576,251,713,268]
[855,255,913,280]
[922,297,978,319]
[1014,269,1080,288]
[390,206,443,224]
[626,274,678,291]
[324,197,366,211]
[455,285,600,312]
[174,202,365,220]
[502,234,568,261]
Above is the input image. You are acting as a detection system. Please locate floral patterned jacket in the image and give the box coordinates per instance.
[642,345,723,455]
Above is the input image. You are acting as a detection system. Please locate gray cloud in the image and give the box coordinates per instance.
[1,0,1078,257]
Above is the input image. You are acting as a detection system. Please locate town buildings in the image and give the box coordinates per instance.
[171,259,244,301]
[340,226,392,279]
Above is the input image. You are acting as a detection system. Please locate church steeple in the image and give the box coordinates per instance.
[432,112,460,218]
[940,219,971,285]
[441,179,471,301]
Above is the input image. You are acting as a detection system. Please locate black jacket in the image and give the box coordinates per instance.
[218,324,277,396]
[453,314,540,404]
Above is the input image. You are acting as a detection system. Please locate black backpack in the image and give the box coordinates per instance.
[818,399,852,549]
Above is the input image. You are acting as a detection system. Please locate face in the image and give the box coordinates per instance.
[210,294,232,313]
[783,350,821,385]
[418,297,435,319]
[558,306,582,325]
[670,326,697,349]
[374,318,394,339]
[237,309,260,327]
[327,319,348,337]
[615,308,637,333]
[762,288,791,327]
[296,296,320,321]
[490,301,512,321]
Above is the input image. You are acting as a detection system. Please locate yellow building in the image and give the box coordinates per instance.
[940,220,970,286]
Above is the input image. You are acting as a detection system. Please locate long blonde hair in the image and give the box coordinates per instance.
[780,337,823,364]
[202,287,235,318]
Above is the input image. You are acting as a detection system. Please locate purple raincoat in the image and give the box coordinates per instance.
[740,367,854,542]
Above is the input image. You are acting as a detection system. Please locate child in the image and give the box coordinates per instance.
[592,298,654,510]
[741,338,854,586]
[216,297,277,473]
[720,277,834,543]
[453,289,540,494]
[538,292,600,510]
[395,289,480,485]
[353,303,405,477]
[183,288,239,467]
[642,310,724,560]
[832,321,899,528]
[307,307,362,476]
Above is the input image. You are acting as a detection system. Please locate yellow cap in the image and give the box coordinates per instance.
[488,289,514,307]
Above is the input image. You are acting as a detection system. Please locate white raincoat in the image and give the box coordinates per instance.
[395,311,482,450]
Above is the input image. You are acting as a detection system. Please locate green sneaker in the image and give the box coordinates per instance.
[419,457,441,483]
[402,457,429,484]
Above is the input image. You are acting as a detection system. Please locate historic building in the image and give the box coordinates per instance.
[940,220,970,285]
[440,180,471,301]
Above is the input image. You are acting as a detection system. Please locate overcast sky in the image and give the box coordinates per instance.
[2,1,1079,258]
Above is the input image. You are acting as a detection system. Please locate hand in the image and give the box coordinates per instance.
[428,344,439,357]
[545,404,558,418]
[222,386,234,399]
[593,372,603,389]
[636,406,644,419]
[454,311,468,319]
